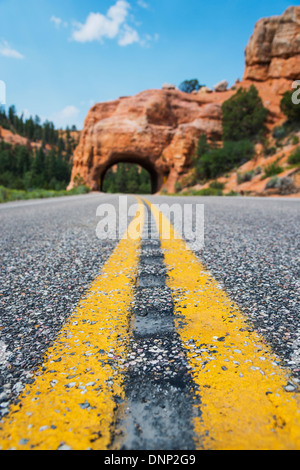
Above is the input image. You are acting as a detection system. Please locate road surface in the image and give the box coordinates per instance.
[0,193,299,450]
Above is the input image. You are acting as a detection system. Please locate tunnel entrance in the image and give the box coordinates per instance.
[101,163,152,194]
[100,155,163,194]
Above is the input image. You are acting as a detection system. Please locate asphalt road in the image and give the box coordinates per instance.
[0,193,299,450]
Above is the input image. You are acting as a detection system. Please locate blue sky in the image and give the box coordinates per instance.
[0,0,297,129]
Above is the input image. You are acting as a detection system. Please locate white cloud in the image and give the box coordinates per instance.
[51,105,80,128]
[143,32,159,46]
[57,105,79,119]
[118,25,140,46]
[50,16,62,28]
[72,0,139,46]
[137,0,149,8]
[50,16,68,29]
[0,41,24,59]
[70,0,158,48]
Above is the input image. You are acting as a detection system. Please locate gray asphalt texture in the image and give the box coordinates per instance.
[0,193,135,413]
[150,195,300,379]
[0,193,299,423]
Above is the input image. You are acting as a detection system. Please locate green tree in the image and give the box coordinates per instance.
[195,135,210,158]
[139,168,151,193]
[126,165,140,193]
[114,164,127,193]
[194,139,255,180]
[8,105,16,126]
[30,147,45,187]
[102,163,151,194]
[179,79,204,94]
[15,146,31,176]
[44,150,56,184]
[221,85,268,141]
[24,117,35,140]
[280,91,300,123]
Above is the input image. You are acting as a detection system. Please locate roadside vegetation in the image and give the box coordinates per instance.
[183,84,300,195]
[0,105,83,203]
[280,91,300,123]
[270,91,300,153]
[0,184,90,204]
[0,141,72,191]
[262,161,284,179]
[288,147,300,166]
[192,85,267,185]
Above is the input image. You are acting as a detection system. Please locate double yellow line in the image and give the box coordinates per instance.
[0,198,300,450]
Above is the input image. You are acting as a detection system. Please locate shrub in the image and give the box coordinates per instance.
[198,187,223,196]
[237,170,255,184]
[254,166,262,175]
[68,185,90,195]
[73,173,86,188]
[195,135,210,159]
[174,181,182,193]
[280,91,300,123]
[187,187,223,196]
[194,139,255,180]
[209,181,225,190]
[277,176,294,194]
[266,176,279,189]
[221,85,268,142]
[265,176,294,193]
[0,185,90,204]
[263,162,284,179]
[265,146,277,156]
[225,190,239,196]
[272,125,288,141]
[288,147,300,165]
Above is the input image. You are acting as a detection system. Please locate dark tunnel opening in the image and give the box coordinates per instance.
[100,155,163,194]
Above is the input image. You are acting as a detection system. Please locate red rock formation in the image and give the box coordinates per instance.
[69,6,300,193]
[68,89,231,193]
[244,6,300,90]
[0,127,45,151]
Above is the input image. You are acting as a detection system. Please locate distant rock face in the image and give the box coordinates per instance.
[161,83,176,90]
[214,80,229,92]
[244,6,300,85]
[0,127,43,151]
[69,89,229,193]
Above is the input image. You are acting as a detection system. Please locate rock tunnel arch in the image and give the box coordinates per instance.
[68,88,225,195]
[99,153,165,195]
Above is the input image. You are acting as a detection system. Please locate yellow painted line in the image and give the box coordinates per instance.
[146,199,300,450]
[0,199,145,450]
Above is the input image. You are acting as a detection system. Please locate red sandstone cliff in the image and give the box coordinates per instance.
[68,89,233,193]
[244,6,300,87]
